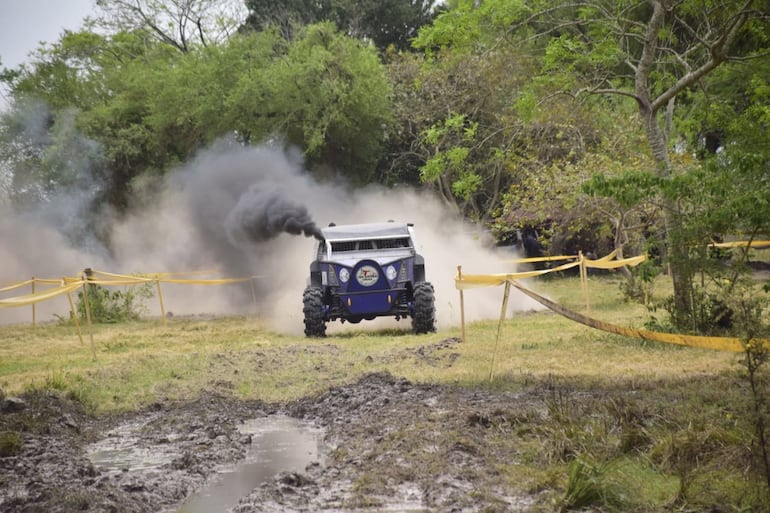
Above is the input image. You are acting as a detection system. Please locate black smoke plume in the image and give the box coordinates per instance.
[225,182,323,244]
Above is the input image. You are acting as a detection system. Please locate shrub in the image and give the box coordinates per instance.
[76,282,154,323]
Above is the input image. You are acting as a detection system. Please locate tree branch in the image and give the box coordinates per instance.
[650,2,753,112]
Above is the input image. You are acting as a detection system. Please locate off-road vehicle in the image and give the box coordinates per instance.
[303,221,436,337]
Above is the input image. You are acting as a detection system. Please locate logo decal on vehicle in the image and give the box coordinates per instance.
[356,265,379,287]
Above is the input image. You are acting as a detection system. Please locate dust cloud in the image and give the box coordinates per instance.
[1,138,542,331]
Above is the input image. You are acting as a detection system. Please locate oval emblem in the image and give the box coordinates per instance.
[356,265,379,287]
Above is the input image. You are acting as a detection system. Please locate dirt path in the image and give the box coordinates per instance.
[1,364,555,512]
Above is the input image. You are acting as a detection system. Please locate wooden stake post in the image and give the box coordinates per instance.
[81,271,96,361]
[489,280,511,382]
[457,265,466,344]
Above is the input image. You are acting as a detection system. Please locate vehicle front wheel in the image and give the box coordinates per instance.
[412,281,436,334]
[303,286,326,337]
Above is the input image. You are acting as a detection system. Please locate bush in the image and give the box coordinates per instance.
[659,286,733,336]
[76,282,154,323]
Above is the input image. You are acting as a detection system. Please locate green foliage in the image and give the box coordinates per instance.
[450,169,480,201]
[534,0,769,328]
[651,159,770,334]
[413,0,531,54]
[3,21,393,209]
[245,0,325,36]
[620,259,660,303]
[730,286,770,492]
[583,171,661,210]
[76,282,154,324]
[228,23,392,183]
[660,286,733,336]
[419,113,489,211]
[3,30,183,210]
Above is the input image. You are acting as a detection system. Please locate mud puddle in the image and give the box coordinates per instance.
[87,413,179,472]
[177,415,324,512]
[87,414,324,513]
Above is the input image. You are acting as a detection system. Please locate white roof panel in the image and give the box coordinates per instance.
[321,222,411,241]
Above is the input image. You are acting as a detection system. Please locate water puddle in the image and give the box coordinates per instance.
[177,415,324,513]
[86,414,432,512]
[87,414,324,513]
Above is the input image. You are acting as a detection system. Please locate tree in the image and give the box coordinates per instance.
[532,0,770,323]
[2,30,114,111]
[227,23,393,183]
[384,49,541,219]
[0,30,124,208]
[2,20,393,215]
[0,29,182,212]
[243,0,441,51]
[331,0,440,51]
[243,0,332,40]
[93,0,247,52]
[419,0,769,325]
[407,0,602,224]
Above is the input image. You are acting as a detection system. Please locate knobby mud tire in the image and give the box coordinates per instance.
[412,281,436,334]
[303,286,326,338]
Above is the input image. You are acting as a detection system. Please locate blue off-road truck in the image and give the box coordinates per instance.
[302,221,436,337]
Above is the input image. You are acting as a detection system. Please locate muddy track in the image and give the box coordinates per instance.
[1,364,552,512]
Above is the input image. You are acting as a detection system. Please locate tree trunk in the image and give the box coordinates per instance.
[634,0,694,324]
[613,212,633,283]
[640,104,693,321]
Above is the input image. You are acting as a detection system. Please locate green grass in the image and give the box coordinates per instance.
[0,275,739,412]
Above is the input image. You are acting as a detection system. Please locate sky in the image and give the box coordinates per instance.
[0,0,95,69]
[0,0,95,107]
[0,0,96,103]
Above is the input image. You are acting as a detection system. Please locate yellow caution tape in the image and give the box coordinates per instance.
[86,278,155,286]
[503,254,579,264]
[0,282,83,308]
[595,249,618,261]
[89,270,154,281]
[91,269,221,279]
[457,251,646,288]
[158,277,256,285]
[35,278,71,285]
[585,254,647,269]
[0,279,35,293]
[711,240,770,249]
[508,280,750,352]
[457,259,581,289]
[455,250,761,352]
[84,270,261,286]
[503,249,629,266]
[482,252,647,283]
[1,270,264,310]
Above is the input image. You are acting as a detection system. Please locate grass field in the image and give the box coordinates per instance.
[0,274,740,412]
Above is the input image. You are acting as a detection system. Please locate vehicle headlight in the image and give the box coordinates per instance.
[397,262,409,282]
[339,267,350,283]
[328,265,339,286]
[386,265,398,281]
